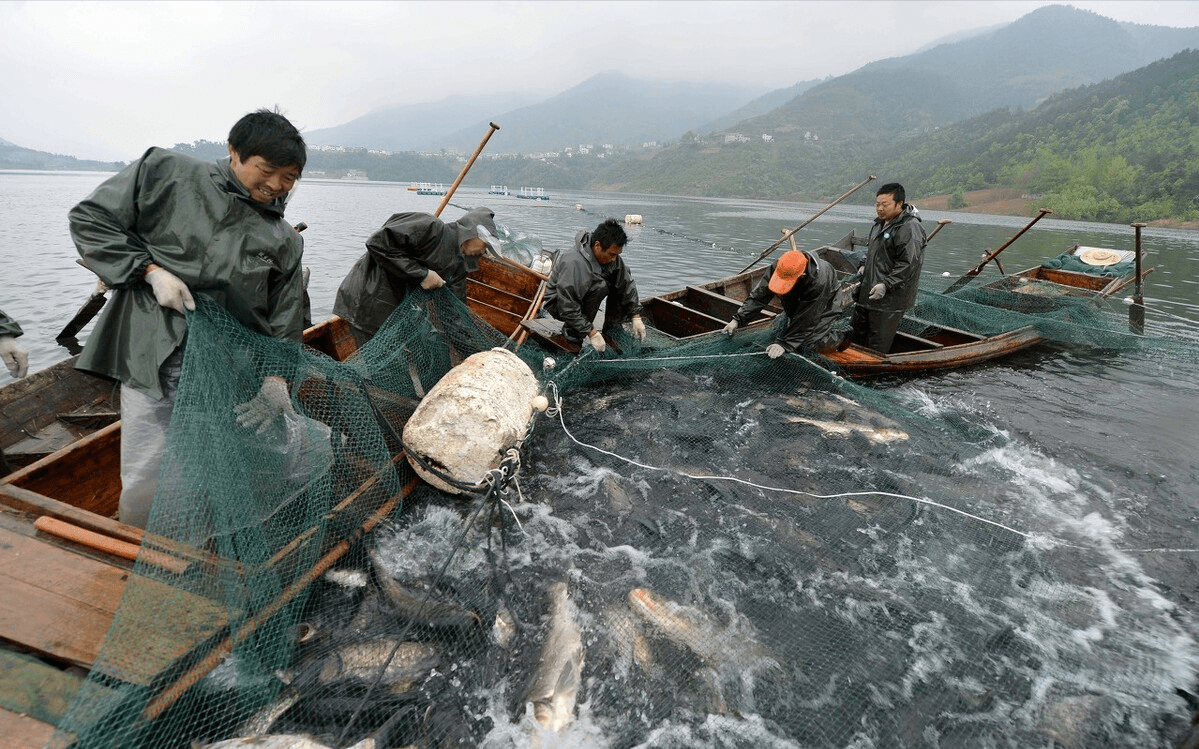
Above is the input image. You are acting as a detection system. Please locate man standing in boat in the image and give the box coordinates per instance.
[0,309,28,380]
[542,218,647,353]
[721,249,841,357]
[849,182,927,353]
[332,207,501,345]
[68,108,308,529]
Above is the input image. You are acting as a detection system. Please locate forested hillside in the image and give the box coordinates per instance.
[845,47,1199,223]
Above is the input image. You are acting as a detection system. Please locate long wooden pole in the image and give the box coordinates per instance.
[435,122,500,217]
[1129,222,1146,333]
[738,175,876,273]
[943,208,1051,294]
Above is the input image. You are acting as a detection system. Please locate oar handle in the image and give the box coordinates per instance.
[738,175,876,273]
[944,208,1051,293]
[435,122,500,217]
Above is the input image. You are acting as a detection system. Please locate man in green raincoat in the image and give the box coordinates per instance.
[68,108,308,529]
[0,309,28,380]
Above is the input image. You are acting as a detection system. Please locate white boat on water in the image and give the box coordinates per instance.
[517,186,550,201]
[416,182,447,196]
[488,185,510,195]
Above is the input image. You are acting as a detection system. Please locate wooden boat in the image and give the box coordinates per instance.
[977,244,1149,311]
[0,253,546,748]
[520,231,1044,377]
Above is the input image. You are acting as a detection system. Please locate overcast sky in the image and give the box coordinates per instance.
[3,0,1197,162]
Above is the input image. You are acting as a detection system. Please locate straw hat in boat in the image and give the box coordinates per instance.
[1077,248,1122,266]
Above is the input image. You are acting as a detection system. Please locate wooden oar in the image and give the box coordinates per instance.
[738,175,876,273]
[56,266,107,340]
[1129,222,1147,333]
[435,122,500,217]
[926,218,951,243]
[943,208,1052,294]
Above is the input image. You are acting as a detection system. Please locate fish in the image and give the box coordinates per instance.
[193,734,375,749]
[235,687,302,737]
[784,415,909,444]
[282,639,443,695]
[524,579,585,733]
[627,587,774,668]
[367,546,481,632]
[492,605,517,649]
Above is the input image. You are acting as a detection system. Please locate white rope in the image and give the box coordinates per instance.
[542,382,1198,554]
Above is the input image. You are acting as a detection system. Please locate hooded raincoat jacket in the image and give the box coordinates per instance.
[69,148,306,399]
[0,310,22,339]
[733,252,841,352]
[332,208,498,339]
[542,230,643,343]
[854,204,926,313]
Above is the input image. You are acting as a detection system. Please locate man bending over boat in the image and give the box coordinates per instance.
[542,218,647,353]
[0,308,28,380]
[68,108,308,529]
[848,182,927,353]
[722,249,841,357]
[332,208,501,345]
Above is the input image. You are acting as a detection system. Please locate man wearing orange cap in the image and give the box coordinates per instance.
[722,248,841,358]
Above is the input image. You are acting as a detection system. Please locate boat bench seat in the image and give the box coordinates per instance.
[683,286,776,321]
[904,316,980,341]
[895,330,944,349]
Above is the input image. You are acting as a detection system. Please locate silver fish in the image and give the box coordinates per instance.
[283,639,442,695]
[524,580,585,733]
[627,587,773,668]
[193,734,375,749]
[784,415,909,444]
[367,546,480,631]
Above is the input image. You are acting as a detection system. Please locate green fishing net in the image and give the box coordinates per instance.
[52,267,1196,749]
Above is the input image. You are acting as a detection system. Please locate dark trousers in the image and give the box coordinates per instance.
[850,306,905,354]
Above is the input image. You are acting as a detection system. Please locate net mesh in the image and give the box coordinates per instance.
[53,258,1196,749]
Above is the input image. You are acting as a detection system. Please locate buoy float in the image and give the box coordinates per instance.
[624,214,643,225]
[402,348,547,494]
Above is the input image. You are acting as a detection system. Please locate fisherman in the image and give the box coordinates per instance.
[0,309,28,380]
[542,218,647,353]
[332,207,501,345]
[721,248,841,357]
[68,108,308,529]
[848,182,927,353]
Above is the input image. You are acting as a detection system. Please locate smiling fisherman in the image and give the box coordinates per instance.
[68,108,308,529]
[849,182,927,353]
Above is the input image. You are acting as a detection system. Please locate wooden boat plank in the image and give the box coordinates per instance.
[0,706,58,749]
[0,649,93,731]
[641,297,728,339]
[2,423,121,518]
[0,356,118,460]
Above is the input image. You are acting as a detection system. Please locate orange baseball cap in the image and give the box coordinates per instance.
[768,251,808,294]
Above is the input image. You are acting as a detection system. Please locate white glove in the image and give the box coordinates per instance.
[145,266,195,313]
[631,316,647,341]
[766,343,785,359]
[869,283,886,301]
[722,319,738,336]
[420,269,445,290]
[587,330,606,353]
[234,376,294,435]
[0,335,28,379]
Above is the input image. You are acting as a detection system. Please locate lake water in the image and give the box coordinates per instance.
[4,171,1199,747]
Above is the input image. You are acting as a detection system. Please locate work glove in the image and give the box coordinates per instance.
[722,319,738,336]
[869,283,887,301]
[234,376,294,435]
[631,316,647,341]
[766,343,786,359]
[145,266,195,314]
[587,330,606,353]
[420,269,445,290]
[0,335,28,379]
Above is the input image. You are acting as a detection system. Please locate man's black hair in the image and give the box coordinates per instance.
[591,218,628,250]
[228,108,307,172]
[877,182,906,205]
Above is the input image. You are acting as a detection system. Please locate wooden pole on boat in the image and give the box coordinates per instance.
[738,175,876,273]
[434,122,500,217]
[1129,222,1147,334]
[943,208,1051,294]
[926,218,951,243]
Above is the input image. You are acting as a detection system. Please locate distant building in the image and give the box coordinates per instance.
[761,134,773,142]
[723,133,750,144]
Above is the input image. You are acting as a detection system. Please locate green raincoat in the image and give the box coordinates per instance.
[0,309,22,339]
[69,147,306,398]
